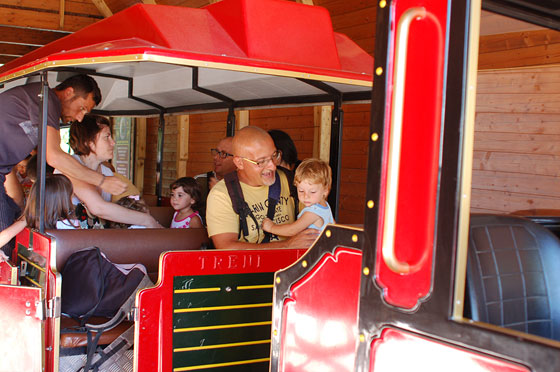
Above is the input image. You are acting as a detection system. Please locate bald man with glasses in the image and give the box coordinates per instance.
[194,136,236,221]
[206,126,318,249]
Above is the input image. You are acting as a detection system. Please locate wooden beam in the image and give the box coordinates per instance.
[91,0,112,17]
[236,110,249,130]
[0,26,69,46]
[0,43,36,56]
[59,0,65,28]
[0,55,16,64]
[135,117,147,195]
[141,0,157,4]
[313,106,331,162]
[0,7,101,31]
[295,0,314,4]
[208,0,221,3]
[177,115,189,179]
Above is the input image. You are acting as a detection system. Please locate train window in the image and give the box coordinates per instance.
[458,10,560,342]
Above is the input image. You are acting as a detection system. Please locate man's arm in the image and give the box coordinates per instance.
[70,176,162,228]
[262,211,321,237]
[46,126,126,195]
[4,168,24,209]
[211,228,319,250]
[0,219,26,249]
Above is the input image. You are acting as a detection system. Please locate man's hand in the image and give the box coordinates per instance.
[100,175,127,195]
[285,228,320,249]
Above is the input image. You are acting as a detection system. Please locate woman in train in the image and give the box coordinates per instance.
[63,114,161,228]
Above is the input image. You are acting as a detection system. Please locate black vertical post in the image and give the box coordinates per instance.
[226,107,236,137]
[156,112,165,206]
[37,72,49,234]
[328,96,343,221]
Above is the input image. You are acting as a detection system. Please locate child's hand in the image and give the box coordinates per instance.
[262,218,274,233]
[0,250,8,263]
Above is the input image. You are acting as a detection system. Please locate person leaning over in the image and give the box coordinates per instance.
[206,126,319,250]
[0,74,127,256]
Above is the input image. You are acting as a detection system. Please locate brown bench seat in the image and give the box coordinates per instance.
[47,227,209,281]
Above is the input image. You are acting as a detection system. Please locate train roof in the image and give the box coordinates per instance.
[0,0,373,115]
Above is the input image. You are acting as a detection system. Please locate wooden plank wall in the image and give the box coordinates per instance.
[473,65,560,213]
[473,25,560,213]
[143,0,375,224]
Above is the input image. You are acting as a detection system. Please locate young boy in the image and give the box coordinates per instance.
[262,158,334,236]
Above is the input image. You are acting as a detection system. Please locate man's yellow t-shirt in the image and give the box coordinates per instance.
[206,171,295,244]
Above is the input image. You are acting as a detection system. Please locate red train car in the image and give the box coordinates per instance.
[0,0,559,371]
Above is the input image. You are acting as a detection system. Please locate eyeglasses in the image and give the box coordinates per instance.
[211,148,233,159]
[238,150,282,168]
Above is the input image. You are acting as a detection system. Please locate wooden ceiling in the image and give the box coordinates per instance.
[0,0,317,66]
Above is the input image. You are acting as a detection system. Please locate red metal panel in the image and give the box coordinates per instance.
[14,229,58,372]
[375,0,447,309]
[135,249,305,372]
[370,328,530,372]
[0,261,17,285]
[208,0,340,69]
[0,285,42,372]
[277,247,362,372]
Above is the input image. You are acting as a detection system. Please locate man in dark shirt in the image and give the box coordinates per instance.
[0,74,126,256]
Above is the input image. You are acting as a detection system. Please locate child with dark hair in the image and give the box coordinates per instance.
[170,177,203,228]
[0,174,79,261]
[106,196,149,229]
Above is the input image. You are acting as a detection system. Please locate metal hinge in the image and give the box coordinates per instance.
[45,297,61,319]
[130,306,139,322]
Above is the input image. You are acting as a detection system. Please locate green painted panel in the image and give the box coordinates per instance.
[172,272,275,372]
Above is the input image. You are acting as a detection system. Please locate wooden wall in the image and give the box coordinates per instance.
[473,65,560,213]
[478,29,560,70]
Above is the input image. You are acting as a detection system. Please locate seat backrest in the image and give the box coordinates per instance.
[467,214,560,340]
[47,228,209,279]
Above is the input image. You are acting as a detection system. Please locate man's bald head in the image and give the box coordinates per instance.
[232,126,278,186]
[233,127,275,156]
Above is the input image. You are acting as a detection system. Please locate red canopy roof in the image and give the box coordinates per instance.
[0,0,372,83]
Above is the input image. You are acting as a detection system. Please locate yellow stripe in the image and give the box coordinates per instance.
[173,357,270,371]
[18,254,46,273]
[173,321,271,333]
[174,287,221,294]
[24,275,42,288]
[174,302,272,313]
[173,339,270,352]
[237,284,273,290]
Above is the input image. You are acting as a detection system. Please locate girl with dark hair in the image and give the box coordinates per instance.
[170,177,203,228]
[0,174,79,261]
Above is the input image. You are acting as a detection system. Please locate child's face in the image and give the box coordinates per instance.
[170,186,195,212]
[296,180,328,207]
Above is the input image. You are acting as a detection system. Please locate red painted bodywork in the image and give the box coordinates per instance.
[0,0,372,83]
[375,0,447,309]
[135,248,305,372]
[277,247,362,372]
[0,285,42,372]
[0,229,58,372]
[370,328,530,372]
